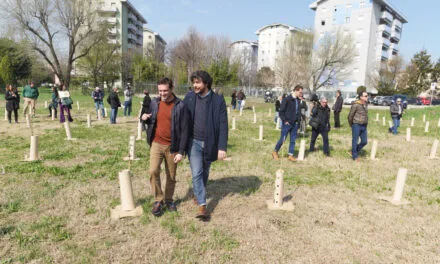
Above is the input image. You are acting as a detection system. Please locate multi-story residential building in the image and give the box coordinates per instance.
[230,40,258,87]
[310,0,407,95]
[143,27,167,62]
[255,23,312,88]
[97,0,147,86]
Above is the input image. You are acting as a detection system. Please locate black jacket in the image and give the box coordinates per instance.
[184,91,228,162]
[333,96,343,113]
[5,90,20,111]
[279,95,301,124]
[144,95,189,155]
[275,99,281,112]
[107,92,121,109]
[140,94,151,118]
[311,104,331,131]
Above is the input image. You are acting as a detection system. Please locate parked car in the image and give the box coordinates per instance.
[417,97,431,105]
[373,96,393,106]
[407,98,418,105]
[343,96,357,105]
[392,94,408,109]
[431,99,440,105]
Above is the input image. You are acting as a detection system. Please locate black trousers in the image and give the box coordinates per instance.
[309,127,330,156]
[334,111,341,128]
[7,109,18,122]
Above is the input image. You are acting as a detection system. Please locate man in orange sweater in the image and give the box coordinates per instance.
[141,77,189,216]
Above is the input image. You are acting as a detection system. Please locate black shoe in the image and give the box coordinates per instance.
[165,201,177,212]
[151,201,163,216]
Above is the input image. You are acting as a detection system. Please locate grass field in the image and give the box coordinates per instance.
[1,89,440,263]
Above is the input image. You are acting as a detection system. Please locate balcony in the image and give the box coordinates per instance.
[381,50,389,61]
[128,23,137,32]
[128,33,137,40]
[379,24,391,36]
[98,6,117,14]
[392,19,402,31]
[137,38,143,45]
[390,43,399,55]
[390,30,401,42]
[128,12,137,21]
[108,28,117,36]
[378,36,390,48]
[381,10,393,23]
[106,17,117,24]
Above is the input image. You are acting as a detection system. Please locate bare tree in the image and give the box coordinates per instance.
[274,31,313,90]
[366,55,405,92]
[310,30,356,91]
[3,0,103,87]
[230,44,257,88]
[170,27,206,83]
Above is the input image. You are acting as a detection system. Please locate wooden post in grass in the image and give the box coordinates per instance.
[268,108,271,117]
[253,113,257,124]
[123,136,139,161]
[26,114,30,128]
[25,135,40,161]
[44,101,48,108]
[231,117,236,130]
[411,117,414,127]
[104,107,108,118]
[98,109,102,120]
[276,118,281,130]
[252,105,255,113]
[64,122,76,140]
[136,122,142,141]
[227,107,230,115]
[438,118,440,127]
[77,101,80,110]
[87,114,91,128]
[297,139,306,161]
[375,113,379,121]
[429,139,439,159]
[258,125,263,140]
[406,128,411,142]
[380,168,410,205]
[382,116,386,126]
[239,107,243,116]
[370,140,378,160]
[110,169,143,220]
[425,122,430,133]
[266,169,294,211]
[423,114,426,122]
[51,109,55,121]
[4,108,7,121]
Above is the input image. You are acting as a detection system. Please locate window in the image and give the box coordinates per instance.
[321,20,326,26]
[345,17,351,24]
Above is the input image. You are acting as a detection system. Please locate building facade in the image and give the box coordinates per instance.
[310,0,407,95]
[143,27,167,62]
[230,40,258,87]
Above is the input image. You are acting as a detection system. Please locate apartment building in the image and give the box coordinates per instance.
[143,27,167,62]
[310,0,407,95]
[230,41,258,70]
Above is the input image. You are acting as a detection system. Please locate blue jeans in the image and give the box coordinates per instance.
[351,124,368,160]
[124,101,132,116]
[110,108,118,124]
[392,117,400,134]
[94,101,105,117]
[274,122,299,156]
[274,112,279,124]
[310,127,329,155]
[237,100,242,110]
[188,139,212,206]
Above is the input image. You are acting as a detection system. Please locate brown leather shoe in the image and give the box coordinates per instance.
[272,151,279,160]
[196,205,210,221]
[287,156,296,162]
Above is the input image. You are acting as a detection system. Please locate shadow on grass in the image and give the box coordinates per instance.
[180,176,262,214]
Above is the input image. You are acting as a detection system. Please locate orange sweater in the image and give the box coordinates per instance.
[153,101,174,145]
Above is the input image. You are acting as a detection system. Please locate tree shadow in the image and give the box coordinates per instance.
[180,175,262,214]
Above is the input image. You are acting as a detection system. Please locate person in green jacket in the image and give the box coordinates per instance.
[22,81,39,117]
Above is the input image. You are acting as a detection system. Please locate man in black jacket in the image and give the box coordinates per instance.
[272,85,303,162]
[332,90,343,128]
[309,97,331,156]
[184,70,228,221]
[141,78,189,216]
[107,87,121,124]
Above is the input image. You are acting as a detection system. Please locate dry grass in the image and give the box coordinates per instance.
[1,94,440,263]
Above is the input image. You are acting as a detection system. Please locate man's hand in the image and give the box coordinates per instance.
[284,121,290,125]
[173,154,183,163]
[218,150,227,160]
[141,113,152,121]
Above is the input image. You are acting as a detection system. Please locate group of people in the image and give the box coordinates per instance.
[270,87,371,162]
[140,70,228,221]
[230,89,246,110]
